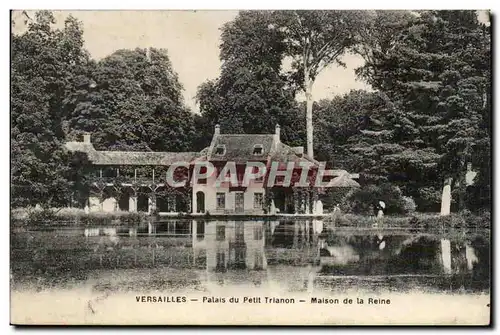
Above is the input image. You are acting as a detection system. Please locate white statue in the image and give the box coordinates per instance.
[440,178,452,216]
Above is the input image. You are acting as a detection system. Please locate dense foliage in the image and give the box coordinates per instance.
[67,47,196,152]
[356,10,491,212]
[11,10,491,214]
[195,11,305,148]
[11,12,92,207]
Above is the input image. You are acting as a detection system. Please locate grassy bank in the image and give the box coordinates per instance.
[323,211,491,230]
[11,206,491,230]
[11,207,150,227]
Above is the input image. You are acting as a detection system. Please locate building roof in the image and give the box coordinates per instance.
[208,134,276,163]
[64,141,99,160]
[65,141,97,154]
[327,171,361,188]
[270,142,319,165]
[64,141,200,166]
[91,151,200,166]
[64,130,360,188]
[64,129,358,187]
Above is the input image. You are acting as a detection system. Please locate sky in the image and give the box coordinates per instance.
[11,10,371,113]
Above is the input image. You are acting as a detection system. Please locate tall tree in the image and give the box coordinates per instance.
[353,10,416,82]
[196,11,305,148]
[272,10,369,158]
[69,48,196,152]
[357,10,491,211]
[11,11,92,207]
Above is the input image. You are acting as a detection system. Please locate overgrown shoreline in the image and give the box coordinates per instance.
[323,211,491,230]
[10,206,491,231]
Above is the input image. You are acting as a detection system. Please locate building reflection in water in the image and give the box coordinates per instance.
[74,220,489,291]
[192,220,267,272]
[191,220,320,290]
[8,218,489,294]
[79,221,485,282]
[317,231,485,281]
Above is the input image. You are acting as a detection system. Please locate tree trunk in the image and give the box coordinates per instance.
[305,73,314,159]
[458,151,467,212]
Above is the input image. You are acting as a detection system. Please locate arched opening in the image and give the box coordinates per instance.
[176,193,189,213]
[118,191,130,211]
[196,191,205,213]
[137,187,151,212]
[137,193,149,212]
[156,194,169,212]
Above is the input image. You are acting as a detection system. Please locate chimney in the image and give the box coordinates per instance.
[214,124,220,135]
[83,133,91,144]
[275,124,281,142]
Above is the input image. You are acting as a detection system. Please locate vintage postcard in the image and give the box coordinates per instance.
[10,9,491,326]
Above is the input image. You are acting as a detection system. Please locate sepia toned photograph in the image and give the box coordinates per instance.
[10,9,491,326]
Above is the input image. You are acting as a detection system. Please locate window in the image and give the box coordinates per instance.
[253,144,263,155]
[216,225,226,241]
[235,249,246,267]
[253,226,263,240]
[253,166,264,183]
[254,193,264,209]
[198,166,207,184]
[216,251,225,269]
[216,192,225,209]
[215,145,226,156]
[235,223,244,242]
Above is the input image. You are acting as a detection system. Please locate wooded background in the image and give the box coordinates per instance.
[11,10,491,214]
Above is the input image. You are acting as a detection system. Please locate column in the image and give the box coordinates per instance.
[305,220,310,243]
[312,190,319,215]
[148,194,157,214]
[293,190,299,214]
[169,194,176,213]
[187,194,192,213]
[305,191,310,214]
[293,221,299,248]
[192,189,197,214]
[129,191,138,212]
[192,220,197,242]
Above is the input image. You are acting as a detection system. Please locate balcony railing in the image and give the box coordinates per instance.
[91,167,190,186]
[90,176,188,186]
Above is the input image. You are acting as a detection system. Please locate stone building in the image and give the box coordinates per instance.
[65,125,359,215]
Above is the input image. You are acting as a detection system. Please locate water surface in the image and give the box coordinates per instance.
[10,219,490,294]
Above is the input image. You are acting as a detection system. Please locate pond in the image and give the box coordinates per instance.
[10,219,490,294]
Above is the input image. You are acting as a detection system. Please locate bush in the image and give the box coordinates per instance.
[13,207,149,227]
[24,207,59,224]
[323,211,491,230]
[402,196,417,214]
[415,187,442,212]
[407,212,490,230]
[344,183,411,215]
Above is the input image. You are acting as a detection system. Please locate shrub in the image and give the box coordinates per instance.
[402,196,417,214]
[407,212,490,230]
[415,187,442,212]
[344,183,411,215]
[26,207,58,224]
[467,211,491,229]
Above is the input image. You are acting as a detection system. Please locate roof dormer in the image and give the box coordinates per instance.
[253,144,263,156]
[215,144,226,156]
